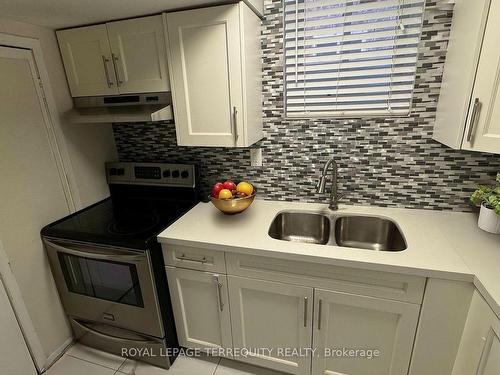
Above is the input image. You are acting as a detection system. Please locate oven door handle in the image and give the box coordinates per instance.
[72,318,161,344]
[44,239,146,262]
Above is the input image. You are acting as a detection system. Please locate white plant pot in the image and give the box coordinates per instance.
[478,204,500,234]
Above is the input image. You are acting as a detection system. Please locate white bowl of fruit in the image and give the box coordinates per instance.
[210,180,256,214]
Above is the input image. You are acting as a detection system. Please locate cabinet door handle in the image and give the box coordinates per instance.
[466,98,481,143]
[101,55,114,87]
[111,53,123,87]
[303,297,308,327]
[317,299,322,330]
[213,275,224,312]
[232,106,239,146]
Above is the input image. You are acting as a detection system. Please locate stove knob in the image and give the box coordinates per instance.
[172,170,180,178]
[109,168,117,176]
[162,170,171,178]
[181,170,189,178]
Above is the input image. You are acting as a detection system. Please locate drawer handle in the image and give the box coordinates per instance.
[213,274,224,312]
[72,318,159,344]
[466,98,481,144]
[178,254,207,264]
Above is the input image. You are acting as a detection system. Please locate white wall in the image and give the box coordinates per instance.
[0,18,117,208]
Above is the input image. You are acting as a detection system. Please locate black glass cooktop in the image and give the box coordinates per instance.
[42,187,198,249]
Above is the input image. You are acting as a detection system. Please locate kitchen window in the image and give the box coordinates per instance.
[284,0,425,118]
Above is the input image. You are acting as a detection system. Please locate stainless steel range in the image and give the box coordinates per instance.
[42,162,199,369]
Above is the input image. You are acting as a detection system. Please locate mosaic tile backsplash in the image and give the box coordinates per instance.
[113,0,499,212]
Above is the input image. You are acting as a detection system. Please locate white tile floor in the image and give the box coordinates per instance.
[45,344,284,375]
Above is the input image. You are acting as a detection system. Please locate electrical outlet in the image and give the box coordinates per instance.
[250,148,263,167]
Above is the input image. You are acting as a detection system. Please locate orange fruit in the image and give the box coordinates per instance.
[218,189,233,200]
[236,181,254,196]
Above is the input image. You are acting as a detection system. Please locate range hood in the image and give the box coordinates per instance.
[66,92,173,124]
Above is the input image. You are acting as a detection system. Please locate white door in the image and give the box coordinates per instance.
[462,0,500,153]
[0,46,72,359]
[107,15,170,94]
[166,267,232,351]
[0,277,37,375]
[57,24,118,96]
[166,5,244,147]
[312,289,419,375]
[452,291,500,375]
[228,276,314,375]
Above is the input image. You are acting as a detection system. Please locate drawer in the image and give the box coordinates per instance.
[226,253,425,304]
[162,244,226,273]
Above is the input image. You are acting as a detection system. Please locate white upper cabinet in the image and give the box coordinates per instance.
[462,0,500,153]
[165,3,263,147]
[57,24,118,96]
[57,15,169,97]
[434,0,500,154]
[107,16,169,94]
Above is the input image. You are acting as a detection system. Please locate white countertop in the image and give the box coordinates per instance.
[158,199,500,316]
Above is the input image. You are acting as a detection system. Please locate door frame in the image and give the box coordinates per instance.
[0,274,38,375]
[0,32,79,372]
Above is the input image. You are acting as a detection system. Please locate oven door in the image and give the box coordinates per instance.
[44,238,164,338]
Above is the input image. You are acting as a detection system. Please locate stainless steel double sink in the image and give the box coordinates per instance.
[268,211,407,251]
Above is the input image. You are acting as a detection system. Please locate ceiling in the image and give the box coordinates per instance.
[0,0,234,29]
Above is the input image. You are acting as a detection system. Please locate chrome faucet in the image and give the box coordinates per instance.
[316,158,342,211]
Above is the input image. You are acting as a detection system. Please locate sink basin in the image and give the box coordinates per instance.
[268,211,330,244]
[268,211,407,251]
[334,216,406,251]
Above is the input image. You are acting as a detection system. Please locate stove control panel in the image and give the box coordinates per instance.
[106,162,196,188]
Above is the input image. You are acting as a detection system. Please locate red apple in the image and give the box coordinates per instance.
[212,182,224,197]
[223,180,237,191]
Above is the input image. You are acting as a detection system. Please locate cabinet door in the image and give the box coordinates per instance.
[477,323,500,375]
[57,25,118,97]
[452,291,500,375]
[107,15,170,94]
[312,289,419,375]
[462,0,500,153]
[166,267,232,351]
[227,276,313,375]
[166,5,244,147]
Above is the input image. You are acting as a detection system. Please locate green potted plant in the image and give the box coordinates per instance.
[470,173,500,234]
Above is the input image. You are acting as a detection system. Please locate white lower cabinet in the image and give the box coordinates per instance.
[164,247,423,375]
[452,291,500,375]
[312,289,420,375]
[166,266,232,350]
[227,276,314,375]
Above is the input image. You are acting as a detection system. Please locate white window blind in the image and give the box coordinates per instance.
[284,0,425,117]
